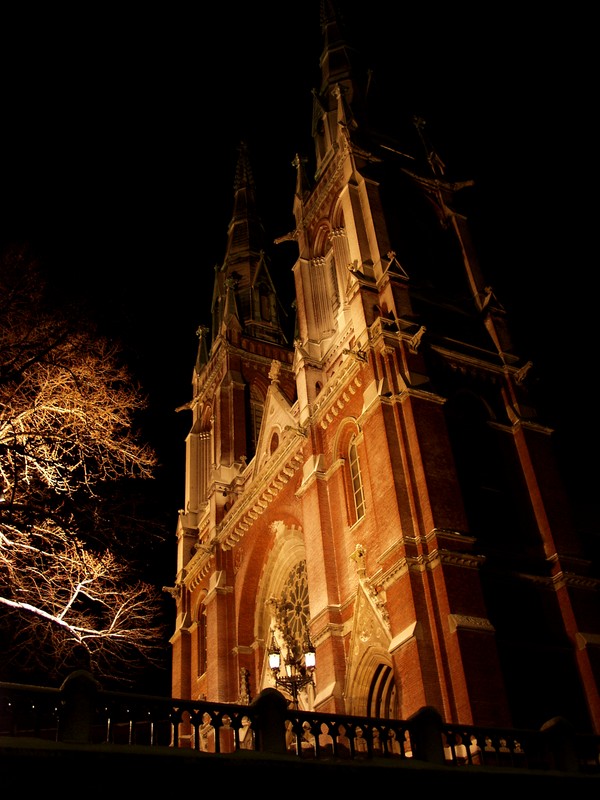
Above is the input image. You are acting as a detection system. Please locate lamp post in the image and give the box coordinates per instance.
[268,629,316,709]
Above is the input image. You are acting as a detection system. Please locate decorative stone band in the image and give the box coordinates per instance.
[448,614,495,634]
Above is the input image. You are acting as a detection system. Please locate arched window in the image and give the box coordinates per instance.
[349,437,365,521]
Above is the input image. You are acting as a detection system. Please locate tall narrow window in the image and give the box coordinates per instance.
[249,386,264,457]
[259,283,272,321]
[197,605,208,677]
[327,253,340,313]
[349,439,365,521]
[367,663,398,719]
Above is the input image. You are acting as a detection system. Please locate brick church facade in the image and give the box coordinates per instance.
[169,2,600,734]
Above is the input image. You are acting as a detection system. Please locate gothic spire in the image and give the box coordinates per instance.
[312,1,372,174]
[319,0,353,90]
[210,142,288,346]
[225,140,265,267]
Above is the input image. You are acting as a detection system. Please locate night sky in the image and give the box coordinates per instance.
[1,4,595,544]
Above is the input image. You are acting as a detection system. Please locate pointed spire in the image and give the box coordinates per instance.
[221,275,242,335]
[233,140,255,192]
[226,140,266,264]
[293,153,311,201]
[194,324,209,373]
[209,142,289,346]
[312,1,372,174]
[319,0,354,96]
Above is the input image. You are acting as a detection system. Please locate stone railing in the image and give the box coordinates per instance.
[1,670,599,775]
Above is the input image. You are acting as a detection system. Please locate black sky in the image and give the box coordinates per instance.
[0,3,596,538]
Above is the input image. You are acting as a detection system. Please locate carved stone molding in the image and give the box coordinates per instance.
[448,614,495,634]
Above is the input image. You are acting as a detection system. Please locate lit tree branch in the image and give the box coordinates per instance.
[0,247,169,685]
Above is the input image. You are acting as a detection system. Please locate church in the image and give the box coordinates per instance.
[168,2,600,734]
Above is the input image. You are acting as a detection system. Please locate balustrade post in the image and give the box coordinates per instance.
[540,716,579,773]
[57,669,100,744]
[407,706,446,764]
[249,688,288,754]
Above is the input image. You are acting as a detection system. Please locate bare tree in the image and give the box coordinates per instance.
[0,247,170,686]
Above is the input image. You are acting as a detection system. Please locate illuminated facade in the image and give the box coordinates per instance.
[169,2,600,733]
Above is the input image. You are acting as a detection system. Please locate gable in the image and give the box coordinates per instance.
[251,361,301,477]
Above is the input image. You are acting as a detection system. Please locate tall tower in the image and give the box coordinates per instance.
[169,2,600,733]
